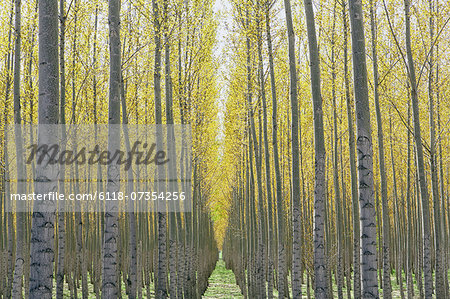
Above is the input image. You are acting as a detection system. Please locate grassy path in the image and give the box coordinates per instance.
[203,259,243,298]
[201,258,424,298]
[54,255,427,298]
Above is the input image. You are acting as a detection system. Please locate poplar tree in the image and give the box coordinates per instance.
[102,0,121,297]
[348,0,379,296]
[29,0,59,298]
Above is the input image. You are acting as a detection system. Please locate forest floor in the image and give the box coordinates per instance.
[56,255,426,298]
[202,254,425,298]
[203,259,244,298]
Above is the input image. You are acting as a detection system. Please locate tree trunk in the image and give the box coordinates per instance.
[303,0,328,297]
[121,5,138,299]
[330,2,344,298]
[283,0,302,296]
[427,1,444,296]
[56,1,66,298]
[153,0,168,297]
[342,3,361,297]
[369,0,392,297]
[29,0,59,298]
[257,3,274,297]
[163,0,181,296]
[121,63,137,299]
[389,114,403,299]
[4,3,15,296]
[406,101,414,299]
[12,0,25,296]
[265,4,286,297]
[436,50,450,298]
[244,6,266,296]
[404,0,433,297]
[102,0,121,297]
[347,0,379,297]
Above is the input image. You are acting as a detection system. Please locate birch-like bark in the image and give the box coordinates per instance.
[283,0,302,296]
[342,3,361,297]
[56,1,66,298]
[153,0,168,296]
[347,0,379,296]
[29,0,59,298]
[303,0,327,297]
[102,0,121,297]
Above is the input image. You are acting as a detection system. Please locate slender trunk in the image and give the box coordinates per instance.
[176,10,187,299]
[29,0,59,297]
[163,0,181,296]
[92,6,102,299]
[404,0,433,296]
[303,0,327,297]
[415,156,424,298]
[330,2,343,298]
[347,0,379,296]
[121,5,137,299]
[406,101,414,299]
[4,3,15,295]
[342,3,361,297]
[3,108,13,298]
[121,62,137,299]
[265,4,286,297]
[283,0,302,296]
[12,0,25,297]
[25,6,38,252]
[257,3,274,297]
[369,1,392,297]
[341,139,353,299]
[427,0,444,296]
[245,6,266,297]
[153,0,168,296]
[389,114,403,298]
[102,0,121,297]
[436,24,449,294]
[56,1,67,298]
